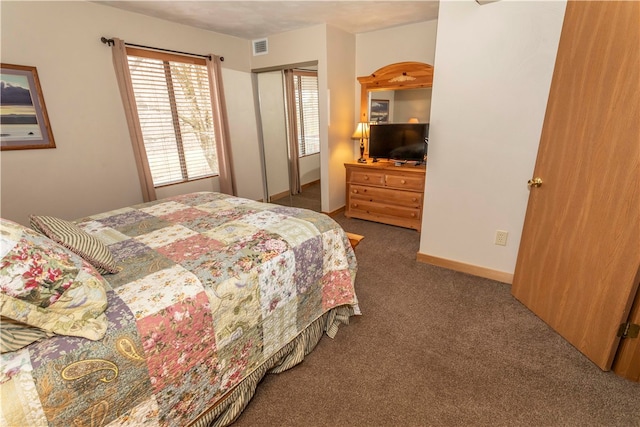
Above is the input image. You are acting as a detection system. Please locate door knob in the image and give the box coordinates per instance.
[527,177,543,188]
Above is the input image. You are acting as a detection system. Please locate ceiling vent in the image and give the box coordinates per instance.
[252,38,268,56]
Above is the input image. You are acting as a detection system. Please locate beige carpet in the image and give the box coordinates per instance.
[232,213,639,427]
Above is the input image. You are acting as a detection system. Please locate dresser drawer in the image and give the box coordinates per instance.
[349,171,385,186]
[344,162,425,231]
[348,199,422,221]
[349,185,422,208]
[385,174,425,191]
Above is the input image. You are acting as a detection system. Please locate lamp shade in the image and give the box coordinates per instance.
[351,122,370,139]
[408,117,419,123]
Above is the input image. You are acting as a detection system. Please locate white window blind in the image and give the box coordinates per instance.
[126,48,218,187]
[293,71,320,157]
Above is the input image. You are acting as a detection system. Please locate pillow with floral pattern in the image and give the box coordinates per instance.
[0,218,108,349]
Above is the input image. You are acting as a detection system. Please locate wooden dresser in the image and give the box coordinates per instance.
[344,161,426,231]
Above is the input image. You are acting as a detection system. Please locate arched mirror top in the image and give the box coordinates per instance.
[358,61,434,122]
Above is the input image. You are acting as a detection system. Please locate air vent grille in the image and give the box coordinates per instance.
[252,38,268,56]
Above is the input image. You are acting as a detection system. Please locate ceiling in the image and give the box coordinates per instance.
[96,1,440,40]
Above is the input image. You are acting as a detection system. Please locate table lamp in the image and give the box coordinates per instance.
[352,122,369,163]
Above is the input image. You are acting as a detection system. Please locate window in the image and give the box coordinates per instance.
[292,70,320,157]
[126,48,218,187]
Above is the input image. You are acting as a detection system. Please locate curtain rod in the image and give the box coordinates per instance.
[100,37,223,61]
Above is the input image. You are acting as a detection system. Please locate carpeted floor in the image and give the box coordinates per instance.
[270,181,321,212]
[232,213,639,427]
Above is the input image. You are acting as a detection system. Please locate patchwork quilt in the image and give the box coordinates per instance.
[0,192,359,426]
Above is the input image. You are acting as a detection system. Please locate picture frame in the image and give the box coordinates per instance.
[1,63,56,150]
[370,99,390,123]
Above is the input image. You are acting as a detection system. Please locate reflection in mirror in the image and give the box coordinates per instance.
[254,64,321,211]
[256,71,290,204]
[368,88,432,123]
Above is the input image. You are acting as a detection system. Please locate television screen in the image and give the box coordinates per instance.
[368,123,429,162]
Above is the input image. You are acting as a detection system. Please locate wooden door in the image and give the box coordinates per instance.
[511,1,640,371]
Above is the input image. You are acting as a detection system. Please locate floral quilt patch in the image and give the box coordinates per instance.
[1,192,358,427]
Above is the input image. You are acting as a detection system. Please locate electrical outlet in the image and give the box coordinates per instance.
[495,230,508,246]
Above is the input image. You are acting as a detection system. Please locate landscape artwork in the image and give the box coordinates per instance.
[1,64,55,150]
[370,99,389,123]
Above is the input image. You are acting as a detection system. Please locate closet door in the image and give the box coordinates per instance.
[512,1,640,371]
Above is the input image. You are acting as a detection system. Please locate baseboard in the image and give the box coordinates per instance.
[301,179,320,190]
[269,190,289,202]
[326,206,345,217]
[416,252,513,284]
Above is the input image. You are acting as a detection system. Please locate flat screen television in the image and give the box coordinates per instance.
[368,123,429,162]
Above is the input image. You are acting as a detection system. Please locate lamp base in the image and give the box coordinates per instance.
[357,158,367,163]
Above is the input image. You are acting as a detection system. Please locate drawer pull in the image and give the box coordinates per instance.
[353,189,358,194]
[412,198,417,202]
[401,179,406,184]
[411,213,416,218]
[353,203,358,208]
[364,175,369,180]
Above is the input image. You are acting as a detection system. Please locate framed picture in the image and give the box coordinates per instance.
[1,63,56,150]
[370,99,389,123]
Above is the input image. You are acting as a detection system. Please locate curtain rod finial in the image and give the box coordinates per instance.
[101,37,114,46]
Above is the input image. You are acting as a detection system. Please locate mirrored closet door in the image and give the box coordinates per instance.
[253,63,321,211]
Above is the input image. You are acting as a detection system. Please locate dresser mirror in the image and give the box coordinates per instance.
[367,88,432,124]
[358,61,434,124]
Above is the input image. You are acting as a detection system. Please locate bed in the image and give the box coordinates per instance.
[0,192,359,426]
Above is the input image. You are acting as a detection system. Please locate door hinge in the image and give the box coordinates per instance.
[617,323,640,339]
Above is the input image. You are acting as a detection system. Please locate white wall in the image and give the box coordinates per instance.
[356,20,439,76]
[299,154,320,186]
[420,0,567,276]
[250,25,327,71]
[0,1,261,225]
[325,26,356,212]
[250,24,355,213]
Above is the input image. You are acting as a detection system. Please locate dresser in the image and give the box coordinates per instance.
[344,161,426,231]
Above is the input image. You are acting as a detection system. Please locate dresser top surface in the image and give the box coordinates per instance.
[345,160,426,173]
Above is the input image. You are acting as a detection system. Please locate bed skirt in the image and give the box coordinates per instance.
[189,304,356,427]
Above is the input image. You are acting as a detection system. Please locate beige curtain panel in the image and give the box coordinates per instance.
[207,55,236,196]
[284,69,302,195]
[110,38,157,202]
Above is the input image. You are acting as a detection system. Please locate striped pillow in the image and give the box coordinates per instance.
[29,215,119,274]
[0,317,54,353]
